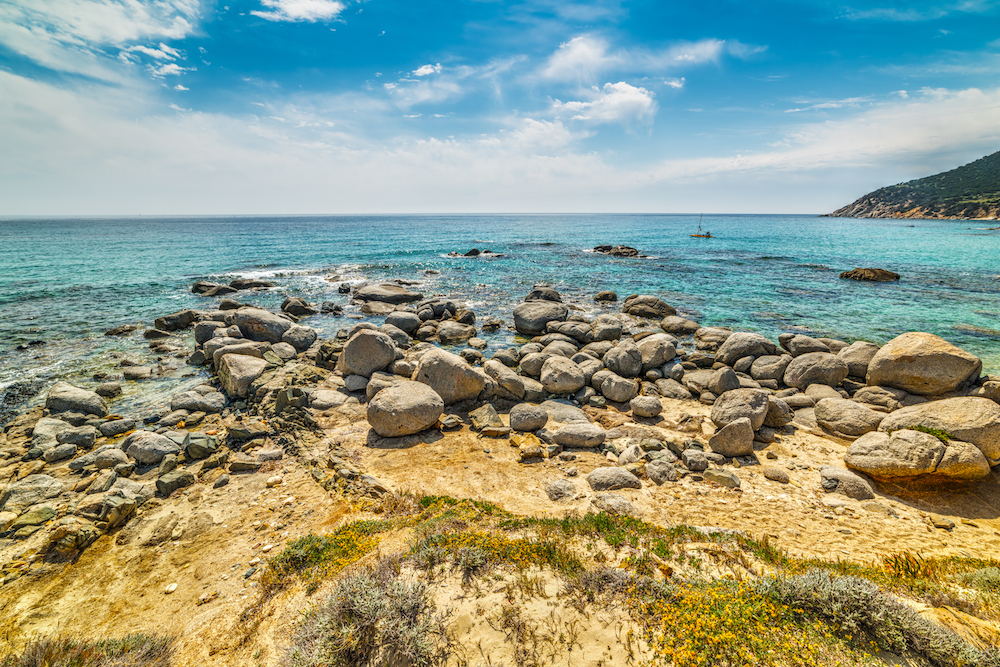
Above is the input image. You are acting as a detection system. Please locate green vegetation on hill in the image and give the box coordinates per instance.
[830,150,1000,219]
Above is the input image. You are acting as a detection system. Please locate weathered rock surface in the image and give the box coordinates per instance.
[354,284,424,304]
[840,268,900,282]
[600,373,639,403]
[708,417,754,457]
[339,330,397,378]
[540,356,586,395]
[710,388,770,430]
[604,339,643,378]
[123,431,182,465]
[232,307,293,343]
[630,396,662,418]
[553,423,606,448]
[509,403,549,432]
[783,352,849,389]
[814,398,884,437]
[622,295,675,319]
[218,354,268,398]
[0,475,64,513]
[587,467,641,491]
[170,390,226,414]
[878,397,1000,464]
[413,348,485,404]
[45,382,108,417]
[819,466,874,500]
[366,381,444,437]
[866,332,982,396]
[845,430,990,481]
[715,332,775,366]
[838,341,880,378]
[512,301,568,336]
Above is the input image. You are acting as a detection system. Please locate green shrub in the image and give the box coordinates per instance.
[1,634,173,667]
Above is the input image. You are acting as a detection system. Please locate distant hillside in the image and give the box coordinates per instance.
[827,150,1000,219]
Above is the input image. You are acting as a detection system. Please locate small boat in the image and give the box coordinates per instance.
[691,214,713,238]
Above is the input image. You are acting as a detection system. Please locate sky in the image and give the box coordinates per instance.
[1,0,999,215]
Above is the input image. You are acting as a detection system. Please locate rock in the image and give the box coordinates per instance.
[0,475,63,513]
[866,332,982,396]
[98,419,136,438]
[540,356,585,395]
[56,425,98,448]
[231,307,293,343]
[194,321,226,345]
[591,494,638,517]
[45,382,108,417]
[539,399,589,424]
[682,449,708,471]
[545,479,576,501]
[513,301,568,336]
[805,384,842,400]
[838,341,880,378]
[715,332,776,366]
[605,339,643,378]
[845,430,990,481]
[819,466,874,500]
[660,316,700,335]
[646,460,678,484]
[600,373,639,403]
[618,444,646,465]
[622,295,675,319]
[761,466,789,483]
[553,423,605,448]
[338,330,397,378]
[436,321,477,344]
[282,325,318,351]
[708,367,740,395]
[281,297,318,317]
[509,403,549,432]
[154,309,200,332]
[123,431,182,465]
[101,495,138,529]
[218,354,268,399]
[469,404,510,436]
[587,467,641,491]
[878,397,1000,464]
[814,398,884,437]
[354,284,423,304]
[637,334,677,371]
[594,291,618,302]
[630,396,662,418]
[840,268,900,282]
[95,382,122,398]
[186,433,219,460]
[43,443,77,462]
[170,390,226,414]
[783,352,849,389]
[483,360,525,399]
[413,348,485,404]
[31,417,72,450]
[229,455,261,472]
[749,355,792,382]
[763,396,794,429]
[9,505,56,531]
[594,245,640,257]
[385,311,421,336]
[710,388,770,430]
[591,315,623,342]
[654,378,692,400]
[704,469,741,488]
[853,386,912,412]
[366,381,444,437]
[156,470,195,496]
[214,474,230,488]
[708,417,754,457]
[548,321,593,345]
[783,394,815,409]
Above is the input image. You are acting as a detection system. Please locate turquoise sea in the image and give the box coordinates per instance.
[1,214,999,412]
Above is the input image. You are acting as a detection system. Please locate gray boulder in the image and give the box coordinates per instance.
[878,397,1000,465]
[763,396,794,429]
[708,417,754,457]
[31,417,72,450]
[630,396,662,418]
[637,334,676,371]
[591,494,639,517]
[715,332,775,366]
[819,466,874,500]
[622,295,675,319]
[282,324,318,351]
[385,311,421,335]
[170,390,225,414]
[838,341,880,378]
[513,301,568,336]
[586,467,642,491]
[845,430,990,481]
[545,479,577,501]
[647,460,678,484]
[0,475,64,513]
[539,399,589,423]
[783,335,829,357]
[483,360,525,399]
[231,307,293,343]
[590,314,623,341]
[45,382,108,417]
[604,339,643,378]
[708,367,740,395]
[339,330,397,378]
[704,469,742,489]
[853,385,914,412]
[354,284,423,304]
[814,398,884,437]
[710,388,770,430]
[750,355,792,382]
[366,381,444,437]
[218,354,268,398]
[510,403,548,431]
[413,348,486,404]
[866,332,982,396]
[540,356,586,395]
[660,316,700,335]
[600,373,639,403]
[56,425,97,448]
[43,443,77,462]
[553,423,605,448]
[654,378,693,400]
[783,352,849,389]
[436,321,476,344]
[123,431,182,465]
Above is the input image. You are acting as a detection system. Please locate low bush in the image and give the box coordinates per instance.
[1,634,173,667]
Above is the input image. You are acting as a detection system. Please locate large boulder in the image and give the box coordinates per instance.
[783,335,829,357]
[814,398,884,438]
[385,311,421,335]
[604,339,643,378]
[45,382,108,417]
[231,307,293,343]
[853,385,915,412]
[819,466,874,500]
[865,332,982,396]
[708,417,754,457]
[600,373,639,403]
[218,354,268,398]
[170,390,226,414]
[783,352,849,389]
[878,397,1000,465]
[763,396,794,429]
[540,356,585,395]
[750,355,792,382]
[509,403,548,432]
[0,475,64,514]
[637,334,677,371]
[413,349,485,404]
[845,430,990,481]
[512,301,568,336]
[31,417,72,450]
[436,321,476,344]
[710,388,770,430]
[838,341,880,378]
[483,360,525,399]
[123,431,181,465]
[282,325,318,351]
[715,332,776,366]
[586,467,641,491]
[553,423,606,448]
[622,295,675,319]
[660,316,700,335]
[366,381,444,437]
[354,284,423,304]
[339,330,397,378]
[154,309,200,331]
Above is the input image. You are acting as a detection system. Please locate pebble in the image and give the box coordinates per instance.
[261,544,275,553]
[249,557,261,566]
[266,475,283,487]
[165,583,178,594]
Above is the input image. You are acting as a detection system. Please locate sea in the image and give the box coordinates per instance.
[2,214,999,415]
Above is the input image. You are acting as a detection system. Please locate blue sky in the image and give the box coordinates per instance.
[1,0,999,214]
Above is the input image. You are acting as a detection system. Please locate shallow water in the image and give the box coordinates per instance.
[1,214,999,410]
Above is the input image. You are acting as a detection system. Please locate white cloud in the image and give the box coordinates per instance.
[250,0,345,22]
[150,63,195,77]
[551,81,656,126]
[175,84,189,90]
[844,1,1000,21]
[412,63,442,76]
[540,34,766,83]
[784,96,870,112]
[124,42,181,60]
[664,77,685,89]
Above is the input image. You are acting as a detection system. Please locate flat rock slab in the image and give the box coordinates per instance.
[586,467,641,491]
